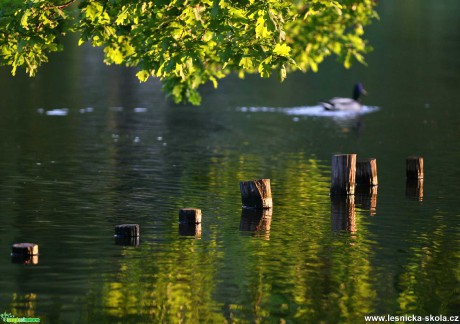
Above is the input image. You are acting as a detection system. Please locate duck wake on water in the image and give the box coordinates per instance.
[238,83,379,119]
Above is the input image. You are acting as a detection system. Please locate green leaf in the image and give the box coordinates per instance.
[136,70,150,82]
[20,10,31,30]
[255,16,269,38]
[273,43,291,57]
[258,57,272,78]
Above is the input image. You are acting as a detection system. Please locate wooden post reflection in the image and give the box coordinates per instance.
[331,195,356,233]
[406,178,424,201]
[115,236,140,246]
[356,185,378,216]
[11,254,39,265]
[239,208,272,239]
[179,223,202,239]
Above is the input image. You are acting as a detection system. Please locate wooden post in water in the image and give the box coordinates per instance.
[179,208,202,224]
[11,243,38,264]
[11,243,39,256]
[356,158,378,187]
[330,154,356,196]
[115,224,140,245]
[406,156,424,179]
[179,208,202,238]
[115,224,140,237]
[356,158,378,216]
[239,179,273,209]
[11,243,39,264]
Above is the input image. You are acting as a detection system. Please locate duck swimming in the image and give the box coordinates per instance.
[320,83,367,111]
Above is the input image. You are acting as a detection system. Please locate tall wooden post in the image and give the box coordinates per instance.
[356,158,378,187]
[406,156,424,179]
[240,179,273,209]
[330,154,356,196]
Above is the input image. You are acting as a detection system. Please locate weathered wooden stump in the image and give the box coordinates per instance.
[356,158,378,187]
[406,156,424,179]
[115,224,140,237]
[239,179,273,209]
[11,243,39,256]
[179,208,202,224]
[331,195,356,233]
[406,178,424,201]
[11,243,39,264]
[330,154,356,196]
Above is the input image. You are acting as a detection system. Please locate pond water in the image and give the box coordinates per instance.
[1,1,459,323]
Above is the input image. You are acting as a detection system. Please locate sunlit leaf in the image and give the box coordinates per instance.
[273,43,291,57]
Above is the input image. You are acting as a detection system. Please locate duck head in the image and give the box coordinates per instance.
[353,83,367,101]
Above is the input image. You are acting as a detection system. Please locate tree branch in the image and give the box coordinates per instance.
[44,0,78,11]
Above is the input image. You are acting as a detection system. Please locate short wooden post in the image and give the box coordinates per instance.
[115,224,140,237]
[11,243,39,264]
[11,243,39,256]
[330,154,356,196]
[239,179,273,209]
[331,196,356,233]
[179,208,202,224]
[356,158,378,187]
[406,156,424,179]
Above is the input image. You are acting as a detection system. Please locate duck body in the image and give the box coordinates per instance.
[321,97,361,111]
[320,83,366,111]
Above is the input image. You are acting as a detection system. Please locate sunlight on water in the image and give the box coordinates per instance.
[38,108,69,116]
